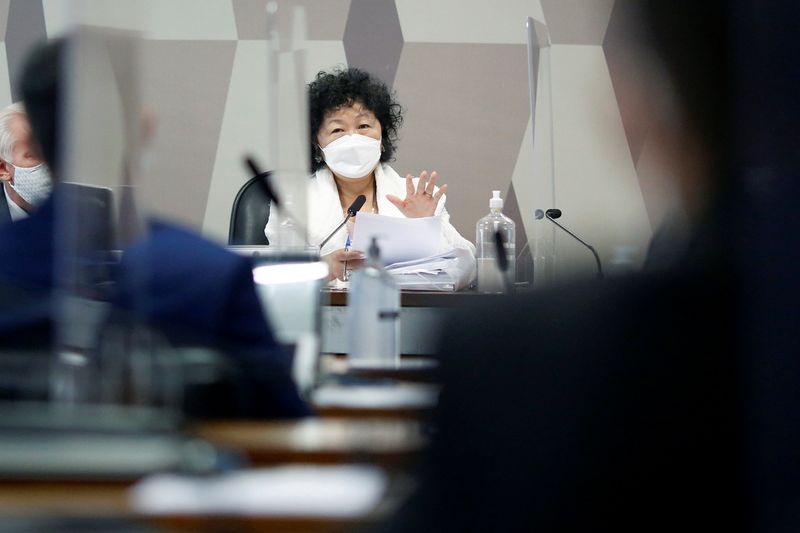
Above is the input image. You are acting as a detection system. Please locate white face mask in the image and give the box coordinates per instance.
[321,134,381,179]
[10,162,53,206]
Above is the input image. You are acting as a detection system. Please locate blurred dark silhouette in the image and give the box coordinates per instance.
[0,38,309,419]
[385,1,800,531]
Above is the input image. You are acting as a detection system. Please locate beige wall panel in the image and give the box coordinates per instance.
[137,40,236,229]
[396,0,545,44]
[202,39,347,241]
[540,0,615,45]
[548,44,650,280]
[0,0,10,38]
[43,0,237,40]
[0,43,11,107]
[392,43,531,241]
[233,0,351,40]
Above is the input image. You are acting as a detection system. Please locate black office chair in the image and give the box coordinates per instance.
[228,172,271,245]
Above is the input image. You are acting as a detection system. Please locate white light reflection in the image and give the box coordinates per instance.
[253,262,329,286]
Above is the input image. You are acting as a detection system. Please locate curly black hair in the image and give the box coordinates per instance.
[308,67,403,172]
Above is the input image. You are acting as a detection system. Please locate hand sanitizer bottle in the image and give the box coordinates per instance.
[476,190,516,293]
[347,237,401,367]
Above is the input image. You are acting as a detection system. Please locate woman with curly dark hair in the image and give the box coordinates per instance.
[265,67,474,281]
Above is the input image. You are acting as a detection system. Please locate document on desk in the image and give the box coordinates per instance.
[131,465,387,517]
[386,248,476,291]
[351,213,443,264]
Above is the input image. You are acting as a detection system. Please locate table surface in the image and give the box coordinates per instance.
[324,288,504,307]
[0,416,422,531]
[0,349,439,529]
[0,477,411,533]
[190,417,427,466]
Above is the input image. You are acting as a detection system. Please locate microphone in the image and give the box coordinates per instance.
[318,194,367,250]
[243,155,309,239]
[542,208,603,279]
[245,156,280,209]
[493,230,513,294]
[347,194,367,217]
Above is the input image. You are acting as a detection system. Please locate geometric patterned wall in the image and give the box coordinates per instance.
[0,0,665,282]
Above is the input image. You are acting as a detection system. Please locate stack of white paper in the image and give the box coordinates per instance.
[349,214,476,291]
[130,465,387,517]
[312,383,440,409]
[386,248,475,291]
[350,213,443,264]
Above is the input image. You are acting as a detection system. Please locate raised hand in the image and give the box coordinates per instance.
[385,170,447,218]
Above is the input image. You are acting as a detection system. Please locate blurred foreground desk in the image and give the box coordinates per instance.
[322,290,493,355]
[0,417,421,532]
[191,418,426,467]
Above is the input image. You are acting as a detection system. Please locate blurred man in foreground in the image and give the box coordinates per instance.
[0,38,308,419]
[386,1,800,531]
[0,103,53,223]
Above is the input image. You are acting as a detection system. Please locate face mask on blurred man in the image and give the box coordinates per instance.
[10,162,53,207]
[321,134,381,179]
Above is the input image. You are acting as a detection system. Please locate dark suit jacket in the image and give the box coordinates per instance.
[0,186,11,225]
[0,191,309,418]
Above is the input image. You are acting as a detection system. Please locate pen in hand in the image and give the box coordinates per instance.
[343,235,351,281]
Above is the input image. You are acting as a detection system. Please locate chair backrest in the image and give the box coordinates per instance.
[228,173,271,245]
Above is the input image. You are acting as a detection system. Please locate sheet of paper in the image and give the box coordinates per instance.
[385,249,459,271]
[350,213,443,264]
[312,383,440,409]
[131,465,387,517]
[385,248,476,291]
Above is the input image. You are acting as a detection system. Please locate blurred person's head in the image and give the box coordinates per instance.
[19,38,64,181]
[615,1,731,233]
[0,102,53,208]
[308,67,403,175]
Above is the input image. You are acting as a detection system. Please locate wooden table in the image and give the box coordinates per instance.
[190,417,427,467]
[0,415,426,532]
[322,290,502,355]
[318,354,439,383]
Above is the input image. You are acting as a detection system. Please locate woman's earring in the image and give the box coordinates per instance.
[313,147,322,163]
[380,143,386,153]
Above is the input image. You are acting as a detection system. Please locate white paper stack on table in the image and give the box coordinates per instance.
[131,465,387,517]
[350,213,475,291]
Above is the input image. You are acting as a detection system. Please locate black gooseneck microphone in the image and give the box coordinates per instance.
[245,156,280,209]
[536,208,603,279]
[244,155,309,237]
[318,194,367,249]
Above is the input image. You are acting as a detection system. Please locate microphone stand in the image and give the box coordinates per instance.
[545,212,603,279]
[318,213,354,250]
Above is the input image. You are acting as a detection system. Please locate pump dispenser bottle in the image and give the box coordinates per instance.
[347,237,401,367]
[476,190,516,293]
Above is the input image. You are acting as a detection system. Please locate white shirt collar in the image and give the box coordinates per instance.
[3,184,29,222]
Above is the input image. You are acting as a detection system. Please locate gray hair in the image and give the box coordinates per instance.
[0,102,26,162]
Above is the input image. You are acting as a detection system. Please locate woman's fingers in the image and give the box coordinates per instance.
[346,258,365,270]
[392,169,445,218]
[385,194,404,209]
[324,249,365,280]
[342,250,365,261]
[432,183,447,202]
[415,170,429,195]
[425,171,438,194]
[405,174,415,197]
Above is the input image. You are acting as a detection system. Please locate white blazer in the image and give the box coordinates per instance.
[265,164,476,257]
